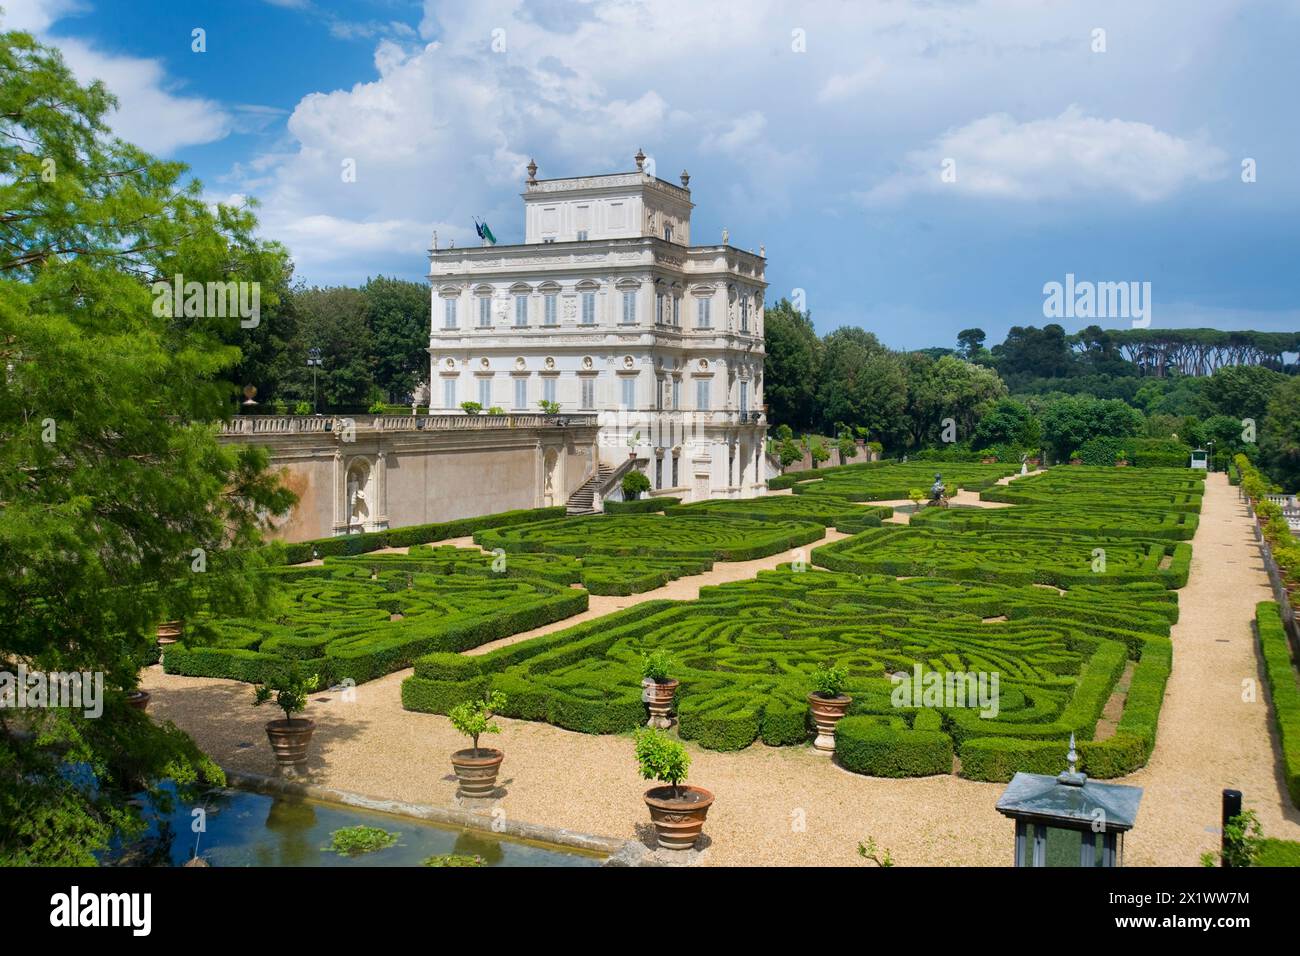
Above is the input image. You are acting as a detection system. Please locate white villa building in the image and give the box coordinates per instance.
[427,150,771,505]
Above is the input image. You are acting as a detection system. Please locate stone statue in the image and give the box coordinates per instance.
[721,227,729,244]
[930,473,946,503]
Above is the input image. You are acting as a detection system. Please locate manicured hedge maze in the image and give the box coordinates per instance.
[475,513,825,563]
[980,466,1204,512]
[163,552,587,685]
[402,568,1175,780]
[665,495,893,533]
[787,462,1018,502]
[813,526,1193,588]
[909,504,1199,540]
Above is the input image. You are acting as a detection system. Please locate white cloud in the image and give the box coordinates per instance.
[817,58,885,103]
[861,106,1229,204]
[2,2,231,156]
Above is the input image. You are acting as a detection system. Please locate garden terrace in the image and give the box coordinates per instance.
[784,462,1019,502]
[401,568,1175,781]
[812,526,1192,589]
[163,553,587,685]
[909,504,1199,541]
[474,513,826,564]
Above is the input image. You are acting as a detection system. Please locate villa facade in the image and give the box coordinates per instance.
[426,151,771,502]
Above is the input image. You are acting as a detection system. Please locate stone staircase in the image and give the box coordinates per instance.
[566,464,614,515]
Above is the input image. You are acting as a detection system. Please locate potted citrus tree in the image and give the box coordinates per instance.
[1115,450,1129,467]
[807,661,851,754]
[1069,449,1083,466]
[252,666,319,774]
[448,691,507,798]
[635,729,712,851]
[642,649,679,728]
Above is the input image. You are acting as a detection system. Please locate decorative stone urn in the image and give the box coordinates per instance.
[265,718,315,774]
[644,678,679,729]
[807,693,852,754]
[643,785,714,851]
[126,690,151,712]
[451,748,505,798]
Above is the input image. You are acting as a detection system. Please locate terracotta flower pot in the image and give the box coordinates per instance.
[1070,459,1083,466]
[643,785,714,851]
[265,718,315,771]
[644,678,679,728]
[1116,461,1129,468]
[1027,459,1041,468]
[155,620,183,646]
[981,456,997,464]
[451,747,504,797]
[807,693,852,753]
[126,690,151,712]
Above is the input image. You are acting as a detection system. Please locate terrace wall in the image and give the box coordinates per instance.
[218,414,600,542]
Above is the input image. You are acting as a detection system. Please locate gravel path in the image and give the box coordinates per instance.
[142,471,1300,865]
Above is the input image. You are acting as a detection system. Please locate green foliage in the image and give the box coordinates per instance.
[328,825,398,856]
[857,835,895,867]
[1260,376,1300,493]
[368,400,387,415]
[1255,602,1300,807]
[423,853,486,867]
[252,665,319,723]
[811,662,848,698]
[634,729,690,794]
[641,649,675,682]
[293,400,312,415]
[460,401,482,414]
[362,276,430,403]
[0,28,287,865]
[449,691,507,755]
[1041,396,1144,462]
[1201,810,1266,868]
[764,299,823,432]
[620,469,651,500]
[537,399,560,415]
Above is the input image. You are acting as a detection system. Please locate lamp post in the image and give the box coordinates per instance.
[307,347,323,413]
[1207,440,1216,473]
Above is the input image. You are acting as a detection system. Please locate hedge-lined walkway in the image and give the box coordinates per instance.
[1117,472,1300,864]
[142,471,1300,865]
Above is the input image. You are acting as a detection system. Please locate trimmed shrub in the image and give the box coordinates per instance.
[1257,602,1300,808]
[834,717,953,777]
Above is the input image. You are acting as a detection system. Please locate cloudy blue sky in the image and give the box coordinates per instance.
[6,0,1298,350]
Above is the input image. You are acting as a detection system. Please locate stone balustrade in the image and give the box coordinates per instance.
[218,413,598,437]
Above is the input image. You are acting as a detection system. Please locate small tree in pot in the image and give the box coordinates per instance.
[621,469,651,501]
[448,690,508,798]
[807,661,851,754]
[635,729,713,851]
[253,666,319,775]
[641,649,679,728]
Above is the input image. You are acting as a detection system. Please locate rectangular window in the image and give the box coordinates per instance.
[672,377,681,410]
[443,377,456,409]
[576,230,589,241]
[672,296,680,326]
[740,381,749,417]
[655,378,664,411]
[514,294,528,326]
[443,298,458,329]
[542,377,556,404]
[672,456,679,487]
[696,378,710,411]
[514,378,527,410]
[655,457,663,489]
[741,296,749,332]
[697,298,711,328]
[580,378,595,409]
[656,293,665,324]
[621,376,636,409]
[544,293,557,326]
[478,377,491,408]
[581,292,595,325]
[621,290,636,325]
[478,296,491,327]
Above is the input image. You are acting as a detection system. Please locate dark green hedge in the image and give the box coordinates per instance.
[1257,602,1300,808]
[834,717,953,777]
[603,496,682,514]
[279,506,566,564]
